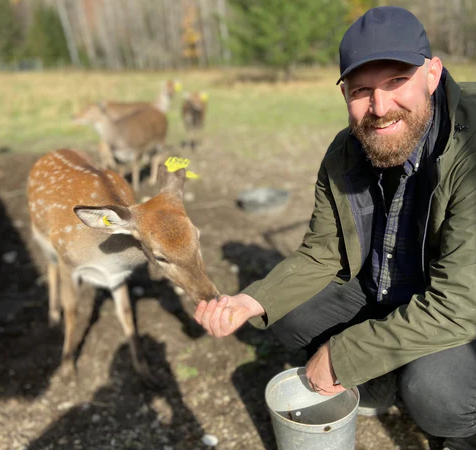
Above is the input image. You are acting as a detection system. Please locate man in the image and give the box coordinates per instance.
[195,6,476,450]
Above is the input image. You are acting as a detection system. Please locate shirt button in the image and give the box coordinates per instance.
[386,253,393,259]
[382,289,388,295]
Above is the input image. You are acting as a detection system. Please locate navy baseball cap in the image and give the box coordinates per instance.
[337,6,431,84]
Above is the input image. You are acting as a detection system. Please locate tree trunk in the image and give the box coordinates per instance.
[75,0,98,67]
[55,0,81,66]
[216,0,231,63]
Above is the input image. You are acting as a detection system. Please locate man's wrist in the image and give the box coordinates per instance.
[236,293,265,317]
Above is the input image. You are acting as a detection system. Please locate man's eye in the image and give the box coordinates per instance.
[353,87,369,95]
[155,256,169,263]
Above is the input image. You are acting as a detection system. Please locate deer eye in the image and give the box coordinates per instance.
[155,256,169,264]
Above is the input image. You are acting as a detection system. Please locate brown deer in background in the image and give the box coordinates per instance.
[74,103,168,191]
[28,149,218,383]
[77,80,181,170]
[181,91,208,151]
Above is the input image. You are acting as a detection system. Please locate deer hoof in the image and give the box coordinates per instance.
[48,311,62,328]
[59,356,78,382]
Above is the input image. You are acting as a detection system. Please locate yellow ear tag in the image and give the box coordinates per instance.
[186,170,200,179]
[165,157,200,179]
[200,92,208,102]
[175,81,183,93]
[102,216,111,226]
[165,157,190,172]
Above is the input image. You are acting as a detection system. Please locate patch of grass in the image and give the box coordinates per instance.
[175,363,199,381]
[1,64,474,154]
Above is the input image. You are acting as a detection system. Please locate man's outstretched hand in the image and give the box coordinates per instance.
[194,293,265,337]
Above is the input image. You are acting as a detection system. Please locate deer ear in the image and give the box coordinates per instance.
[74,205,134,235]
[158,165,186,198]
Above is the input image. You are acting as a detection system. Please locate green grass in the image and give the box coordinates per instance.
[0,64,474,153]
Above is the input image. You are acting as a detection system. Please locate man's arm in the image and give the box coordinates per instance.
[194,156,347,336]
[243,159,348,329]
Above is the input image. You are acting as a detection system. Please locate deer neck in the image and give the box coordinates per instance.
[154,90,171,113]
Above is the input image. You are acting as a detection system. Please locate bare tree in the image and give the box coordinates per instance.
[55,0,81,66]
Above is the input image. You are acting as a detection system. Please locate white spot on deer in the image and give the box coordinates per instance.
[107,173,114,179]
[37,198,44,205]
[64,225,73,233]
[90,192,98,200]
[58,238,65,246]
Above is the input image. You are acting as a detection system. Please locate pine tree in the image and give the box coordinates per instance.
[21,5,70,67]
[227,0,349,80]
[0,0,22,63]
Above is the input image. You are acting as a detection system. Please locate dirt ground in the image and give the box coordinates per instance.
[0,141,444,450]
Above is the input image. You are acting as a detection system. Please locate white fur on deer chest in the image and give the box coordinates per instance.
[69,234,146,289]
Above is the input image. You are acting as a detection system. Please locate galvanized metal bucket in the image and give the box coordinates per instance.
[265,367,360,450]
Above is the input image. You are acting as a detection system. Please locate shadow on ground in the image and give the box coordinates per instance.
[27,336,209,450]
[0,196,62,400]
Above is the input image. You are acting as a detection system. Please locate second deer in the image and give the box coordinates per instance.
[76,79,181,171]
[28,149,218,383]
[181,91,208,151]
[74,103,168,191]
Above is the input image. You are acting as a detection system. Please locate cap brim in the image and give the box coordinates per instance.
[336,51,426,85]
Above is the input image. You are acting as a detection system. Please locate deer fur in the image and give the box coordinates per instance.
[75,80,181,170]
[74,103,168,191]
[28,149,218,383]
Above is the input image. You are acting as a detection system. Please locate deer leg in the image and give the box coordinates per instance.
[111,283,157,386]
[58,264,78,376]
[132,159,141,192]
[47,261,61,327]
[148,149,163,186]
[99,141,116,169]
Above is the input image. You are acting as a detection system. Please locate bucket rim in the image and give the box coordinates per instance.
[265,366,360,428]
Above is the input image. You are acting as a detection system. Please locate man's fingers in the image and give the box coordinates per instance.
[194,300,208,324]
[209,297,229,337]
[195,299,218,334]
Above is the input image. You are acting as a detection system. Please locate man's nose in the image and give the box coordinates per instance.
[369,89,392,117]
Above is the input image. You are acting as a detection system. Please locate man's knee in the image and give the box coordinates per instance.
[398,353,476,438]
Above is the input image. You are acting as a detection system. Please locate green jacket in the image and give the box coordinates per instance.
[243,73,476,387]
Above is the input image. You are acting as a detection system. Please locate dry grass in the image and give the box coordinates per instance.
[0,64,473,154]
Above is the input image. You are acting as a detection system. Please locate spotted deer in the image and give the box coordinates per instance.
[28,149,218,383]
[77,80,181,170]
[181,91,208,151]
[74,103,168,192]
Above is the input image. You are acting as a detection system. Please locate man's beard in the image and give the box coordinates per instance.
[350,93,432,168]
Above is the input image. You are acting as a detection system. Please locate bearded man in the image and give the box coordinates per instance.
[195,6,476,450]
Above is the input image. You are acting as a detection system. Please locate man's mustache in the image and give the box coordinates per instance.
[359,110,410,129]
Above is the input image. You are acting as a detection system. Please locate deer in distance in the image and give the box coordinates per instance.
[28,149,219,383]
[74,102,168,192]
[181,91,208,151]
[77,79,181,170]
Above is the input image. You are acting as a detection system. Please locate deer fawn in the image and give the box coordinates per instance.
[74,103,168,192]
[28,149,218,383]
[76,80,181,171]
[181,91,208,151]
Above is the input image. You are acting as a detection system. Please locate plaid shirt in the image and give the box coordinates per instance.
[360,119,433,305]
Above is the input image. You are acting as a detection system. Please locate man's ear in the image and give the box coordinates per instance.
[427,57,443,96]
[340,83,347,101]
